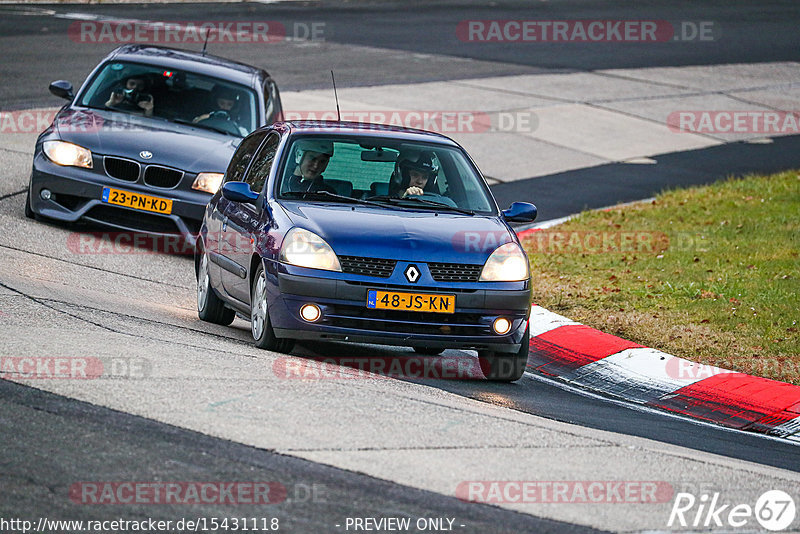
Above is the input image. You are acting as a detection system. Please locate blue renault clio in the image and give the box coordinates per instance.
[196,121,537,381]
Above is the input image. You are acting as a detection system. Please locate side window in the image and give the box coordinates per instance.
[223,131,268,184]
[245,133,280,194]
[264,80,282,124]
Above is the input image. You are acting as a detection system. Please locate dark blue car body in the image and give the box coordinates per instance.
[196,121,537,381]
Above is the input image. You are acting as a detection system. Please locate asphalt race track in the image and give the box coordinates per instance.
[1,1,800,532]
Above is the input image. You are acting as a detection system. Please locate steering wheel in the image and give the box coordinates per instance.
[208,110,231,120]
[418,191,457,207]
[197,113,242,136]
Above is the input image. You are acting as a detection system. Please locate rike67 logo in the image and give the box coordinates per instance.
[668,490,796,531]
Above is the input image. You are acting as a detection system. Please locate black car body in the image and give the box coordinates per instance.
[195,121,539,381]
[26,45,283,240]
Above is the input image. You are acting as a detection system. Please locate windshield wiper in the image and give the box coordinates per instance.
[368,195,475,215]
[282,190,397,209]
[170,118,238,137]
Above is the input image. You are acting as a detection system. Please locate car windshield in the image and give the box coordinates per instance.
[78,61,258,136]
[276,135,496,214]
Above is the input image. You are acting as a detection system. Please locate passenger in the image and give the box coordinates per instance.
[389,150,439,198]
[283,140,336,194]
[193,85,239,124]
[105,75,154,117]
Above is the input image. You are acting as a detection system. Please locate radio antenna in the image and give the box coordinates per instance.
[201,29,210,56]
[330,70,341,122]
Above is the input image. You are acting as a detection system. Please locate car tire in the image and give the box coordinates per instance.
[413,347,444,355]
[251,263,295,353]
[24,190,35,219]
[197,251,235,326]
[478,324,530,382]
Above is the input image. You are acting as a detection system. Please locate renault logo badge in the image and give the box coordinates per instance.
[404,265,420,283]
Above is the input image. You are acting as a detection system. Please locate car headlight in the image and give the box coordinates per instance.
[480,242,529,282]
[279,228,341,272]
[192,172,224,194]
[43,140,92,168]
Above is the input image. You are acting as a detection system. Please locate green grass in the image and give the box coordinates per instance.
[522,171,800,384]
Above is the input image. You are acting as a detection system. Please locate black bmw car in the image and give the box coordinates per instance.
[25,44,283,241]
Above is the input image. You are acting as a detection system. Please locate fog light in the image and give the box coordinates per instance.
[300,303,321,322]
[40,189,52,200]
[492,317,512,335]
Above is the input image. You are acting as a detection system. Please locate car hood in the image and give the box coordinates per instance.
[53,108,239,173]
[281,202,515,264]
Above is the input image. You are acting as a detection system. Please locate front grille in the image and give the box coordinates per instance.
[344,280,477,293]
[340,256,397,278]
[104,157,140,182]
[428,262,483,282]
[85,205,178,234]
[144,165,184,188]
[324,305,491,336]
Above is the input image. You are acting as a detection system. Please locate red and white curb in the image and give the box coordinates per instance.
[525,305,800,442]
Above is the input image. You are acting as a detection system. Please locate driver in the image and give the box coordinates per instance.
[193,85,239,124]
[389,150,439,198]
[105,75,154,117]
[282,140,337,194]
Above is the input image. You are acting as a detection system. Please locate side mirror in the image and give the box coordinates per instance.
[49,80,74,100]
[502,202,537,223]
[222,181,259,205]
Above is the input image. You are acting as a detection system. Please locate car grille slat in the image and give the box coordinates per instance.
[323,306,492,336]
[325,313,487,330]
[144,165,184,189]
[85,205,179,234]
[428,262,483,282]
[103,157,140,182]
[339,256,397,278]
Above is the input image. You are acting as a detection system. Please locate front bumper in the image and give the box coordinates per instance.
[270,271,532,353]
[28,151,210,239]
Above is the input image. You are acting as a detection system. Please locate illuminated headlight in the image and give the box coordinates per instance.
[43,140,92,168]
[480,242,529,282]
[192,172,224,194]
[279,228,341,272]
[492,317,512,335]
[300,303,322,322]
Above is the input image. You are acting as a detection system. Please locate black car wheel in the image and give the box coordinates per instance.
[251,264,295,353]
[478,324,530,382]
[197,251,235,325]
[413,347,444,355]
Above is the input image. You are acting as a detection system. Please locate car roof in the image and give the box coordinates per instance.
[104,44,269,86]
[277,120,460,146]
